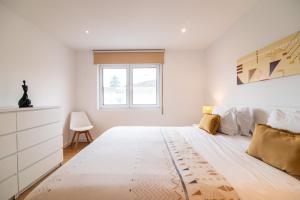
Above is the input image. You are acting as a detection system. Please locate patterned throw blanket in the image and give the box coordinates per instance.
[131,129,240,200]
[26,127,239,200]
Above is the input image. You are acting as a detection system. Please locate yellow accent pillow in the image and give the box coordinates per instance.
[199,114,220,134]
[247,124,300,179]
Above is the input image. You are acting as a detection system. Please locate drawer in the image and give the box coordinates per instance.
[0,175,18,200]
[17,108,61,131]
[18,122,63,151]
[19,149,63,191]
[18,135,63,171]
[0,134,17,159]
[0,112,16,136]
[0,155,17,182]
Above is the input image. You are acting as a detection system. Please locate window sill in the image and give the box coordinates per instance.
[97,106,162,112]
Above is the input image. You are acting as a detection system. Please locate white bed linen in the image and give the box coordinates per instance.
[25,126,300,200]
[179,127,300,200]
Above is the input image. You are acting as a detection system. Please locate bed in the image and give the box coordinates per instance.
[26,126,300,200]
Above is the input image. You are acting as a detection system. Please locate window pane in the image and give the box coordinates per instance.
[132,67,157,105]
[103,68,127,105]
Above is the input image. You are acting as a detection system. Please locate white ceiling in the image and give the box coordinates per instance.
[1,0,259,50]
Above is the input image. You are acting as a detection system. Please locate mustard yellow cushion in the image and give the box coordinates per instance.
[247,124,300,179]
[199,114,220,134]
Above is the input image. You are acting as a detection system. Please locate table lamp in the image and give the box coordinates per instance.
[202,106,214,114]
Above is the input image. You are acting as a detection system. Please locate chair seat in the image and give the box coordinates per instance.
[70,125,93,132]
[70,111,93,132]
[70,112,94,147]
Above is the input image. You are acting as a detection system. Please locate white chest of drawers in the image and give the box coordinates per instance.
[0,107,63,200]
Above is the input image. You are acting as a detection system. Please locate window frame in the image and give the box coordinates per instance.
[98,64,129,109]
[98,64,161,109]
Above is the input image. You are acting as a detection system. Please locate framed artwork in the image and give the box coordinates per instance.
[237,31,300,85]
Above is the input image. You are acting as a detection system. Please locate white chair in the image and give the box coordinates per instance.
[70,112,94,147]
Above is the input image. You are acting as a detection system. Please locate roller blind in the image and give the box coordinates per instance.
[93,50,165,64]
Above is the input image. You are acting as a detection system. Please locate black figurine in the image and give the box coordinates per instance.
[18,80,33,108]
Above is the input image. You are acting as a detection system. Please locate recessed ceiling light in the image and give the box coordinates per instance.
[85,30,89,34]
[181,28,187,33]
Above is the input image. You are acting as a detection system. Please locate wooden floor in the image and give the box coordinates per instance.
[16,142,89,200]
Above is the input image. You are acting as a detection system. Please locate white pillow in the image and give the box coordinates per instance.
[236,107,254,136]
[267,109,300,133]
[212,106,239,135]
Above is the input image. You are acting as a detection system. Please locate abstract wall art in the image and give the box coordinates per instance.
[237,31,300,85]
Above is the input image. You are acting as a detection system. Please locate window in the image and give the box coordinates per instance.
[99,64,161,108]
[102,67,127,105]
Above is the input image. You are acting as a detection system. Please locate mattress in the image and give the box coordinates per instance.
[25,126,300,200]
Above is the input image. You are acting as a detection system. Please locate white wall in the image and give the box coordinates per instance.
[204,0,300,108]
[75,50,205,138]
[0,4,76,145]
[5,0,298,143]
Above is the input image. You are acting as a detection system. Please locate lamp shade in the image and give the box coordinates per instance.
[202,106,214,114]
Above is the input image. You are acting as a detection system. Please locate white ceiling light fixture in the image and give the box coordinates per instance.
[181,28,187,33]
[85,30,89,34]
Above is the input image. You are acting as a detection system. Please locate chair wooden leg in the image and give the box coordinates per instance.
[71,130,93,147]
[75,132,80,147]
[71,131,77,147]
[87,130,93,142]
[84,132,90,143]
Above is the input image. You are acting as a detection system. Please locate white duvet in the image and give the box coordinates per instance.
[26,126,300,200]
[181,127,300,200]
